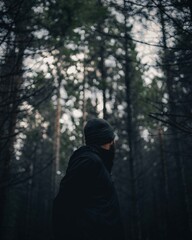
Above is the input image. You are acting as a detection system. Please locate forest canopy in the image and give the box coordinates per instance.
[0,0,192,240]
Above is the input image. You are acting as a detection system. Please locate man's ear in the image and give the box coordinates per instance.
[101,142,111,150]
[110,140,115,145]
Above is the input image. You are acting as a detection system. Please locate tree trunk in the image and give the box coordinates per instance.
[53,82,61,195]
[100,44,107,119]
[82,55,87,143]
[158,127,169,240]
[0,37,24,238]
[97,0,107,119]
[123,1,141,239]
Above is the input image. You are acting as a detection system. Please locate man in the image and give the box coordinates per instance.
[52,118,125,240]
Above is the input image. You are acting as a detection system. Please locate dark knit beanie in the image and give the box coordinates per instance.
[84,118,115,145]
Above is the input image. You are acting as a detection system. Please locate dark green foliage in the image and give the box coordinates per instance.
[1,0,192,240]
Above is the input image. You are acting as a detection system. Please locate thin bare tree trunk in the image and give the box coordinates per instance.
[123,1,141,239]
[82,55,87,143]
[97,0,107,119]
[53,83,61,195]
[100,44,107,119]
[158,127,169,240]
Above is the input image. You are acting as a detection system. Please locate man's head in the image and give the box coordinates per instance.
[84,118,116,171]
[84,118,115,147]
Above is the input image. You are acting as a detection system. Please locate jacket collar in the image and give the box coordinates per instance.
[87,144,114,173]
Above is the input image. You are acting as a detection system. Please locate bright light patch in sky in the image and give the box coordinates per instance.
[141,129,150,142]
[61,113,74,132]
[67,66,77,75]
[132,15,162,85]
[24,53,55,74]
[73,109,82,118]
[71,53,85,61]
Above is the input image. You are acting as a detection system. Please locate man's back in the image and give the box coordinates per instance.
[52,145,124,240]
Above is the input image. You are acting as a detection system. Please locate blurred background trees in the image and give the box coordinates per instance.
[0,0,192,240]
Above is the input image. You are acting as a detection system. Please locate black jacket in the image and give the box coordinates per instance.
[52,145,125,240]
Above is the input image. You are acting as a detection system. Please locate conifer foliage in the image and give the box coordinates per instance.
[0,0,192,240]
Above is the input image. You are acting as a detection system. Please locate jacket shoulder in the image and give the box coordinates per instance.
[67,146,102,175]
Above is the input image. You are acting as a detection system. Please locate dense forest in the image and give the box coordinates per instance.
[0,0,192,240]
